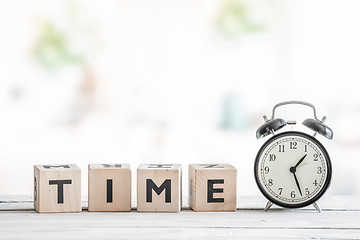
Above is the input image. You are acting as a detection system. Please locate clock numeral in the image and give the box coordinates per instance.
[290,142,297,150]
[314,154,319,161]
[305,188,310,196]
[304,145,307,152]
[313,179,318,186]
[278,145,285,152]
[268,179,273,186]
[269,154,276,161]
[317,166,322,174]
[264,166,270,174]
[278,187,283,195]
[291,191,296,199]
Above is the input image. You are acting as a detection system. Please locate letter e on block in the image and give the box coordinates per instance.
[188,164,237,211]
[88,164,131,212]
[137,164,182,212]
[34,164,81,213]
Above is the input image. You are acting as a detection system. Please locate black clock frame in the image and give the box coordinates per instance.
[254,131,332,209]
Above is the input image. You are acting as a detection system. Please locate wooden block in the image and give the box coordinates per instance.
[88,164,131,212]
[188,164,237,211]
[34,164,81,213]
[137,164,182,212]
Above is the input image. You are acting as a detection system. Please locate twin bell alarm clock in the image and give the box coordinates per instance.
[254,101,333,212]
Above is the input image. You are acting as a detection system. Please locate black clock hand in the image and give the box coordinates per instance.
[289,154,307,196]
[292,172,302,196]
[294,154,307,168]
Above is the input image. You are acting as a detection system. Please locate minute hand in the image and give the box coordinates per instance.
[293,172,303,196]
[294,154,307,168]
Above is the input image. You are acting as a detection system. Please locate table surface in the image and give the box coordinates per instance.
[1,195,359,239]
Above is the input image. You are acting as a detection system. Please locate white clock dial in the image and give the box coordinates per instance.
[255,131,331,208]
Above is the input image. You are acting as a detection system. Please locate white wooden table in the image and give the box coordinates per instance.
[1,195,359,239]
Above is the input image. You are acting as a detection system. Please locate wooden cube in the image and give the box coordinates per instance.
[188,164,237,211]
[34,164,81,213]
[137,164,182,212]
[88,164,131,212]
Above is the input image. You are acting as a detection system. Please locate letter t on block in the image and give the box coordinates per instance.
[137,164,182,212]
[34,164,81,213]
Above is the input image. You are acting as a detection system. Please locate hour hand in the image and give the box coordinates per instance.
[294,154,307,168]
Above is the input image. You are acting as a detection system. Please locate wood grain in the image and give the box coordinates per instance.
[1,195,360,239]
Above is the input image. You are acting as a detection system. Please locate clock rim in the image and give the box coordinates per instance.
[254,131,332,209]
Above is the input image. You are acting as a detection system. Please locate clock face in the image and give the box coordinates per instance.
[254,131,332,208]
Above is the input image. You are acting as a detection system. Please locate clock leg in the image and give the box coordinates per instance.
[313,202,322,213]
[264,201,273,211]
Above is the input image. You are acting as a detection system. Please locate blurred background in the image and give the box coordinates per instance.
[0,0,359,200]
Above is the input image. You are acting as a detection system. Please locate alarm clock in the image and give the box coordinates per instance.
[254,101,333,212]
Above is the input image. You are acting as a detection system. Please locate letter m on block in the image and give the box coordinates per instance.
[146,179,171,203]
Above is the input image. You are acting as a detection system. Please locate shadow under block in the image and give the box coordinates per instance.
[137,164,182,212]
[88,164,131,212]
[34,164,81,213]
[188,164,237,212]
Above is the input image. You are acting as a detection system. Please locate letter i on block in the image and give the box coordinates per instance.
[137,164,182,212]
[88,164,131,212]
[188,164,237,211]
[34,164,81,213]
